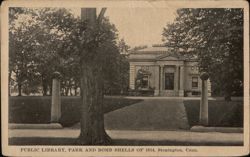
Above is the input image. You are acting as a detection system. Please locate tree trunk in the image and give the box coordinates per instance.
[49,84,53,96]
[65,87,69,96]
[77,63,111,145]
[42,84,48,96]
[42,76,48,96]
[17,83,22,96]
[224,84,232,101]
[61,88,65,96]
[70,88,73,96]
[74,86,78,96]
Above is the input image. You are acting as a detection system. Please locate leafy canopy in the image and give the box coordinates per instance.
[162,8,243,97]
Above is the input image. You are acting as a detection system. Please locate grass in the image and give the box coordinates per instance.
[9,97,243,128]
[9,96,142,127]
[183,100,243,127]
[105,99,190,130]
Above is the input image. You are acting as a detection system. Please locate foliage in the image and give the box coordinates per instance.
[9,8,129,96]
[162,8,243,100]
[9,8,43,95]
[9,8,131,145]
[103,39,130,95]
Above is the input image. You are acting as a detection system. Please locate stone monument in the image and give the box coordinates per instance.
[51,71,62,123]
[199,72,209,126]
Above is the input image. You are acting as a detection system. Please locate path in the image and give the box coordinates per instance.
[9,129,243,146]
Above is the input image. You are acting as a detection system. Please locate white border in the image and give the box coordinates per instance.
[1,0,249,156]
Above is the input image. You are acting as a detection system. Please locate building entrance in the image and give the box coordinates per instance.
[165,73,174,90]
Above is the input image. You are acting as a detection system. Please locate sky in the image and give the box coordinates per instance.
[105,8,177,47]
[72,8,177,48]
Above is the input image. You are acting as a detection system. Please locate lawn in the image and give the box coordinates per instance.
[105,99,190,130]
[9,96,142,127]
[9,97,243,128]
[183,100,243,127]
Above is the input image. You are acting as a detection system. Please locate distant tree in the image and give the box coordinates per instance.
[117,54,129,95]
[117,39,130,94]
[9,8,42,95]
[9,8,79,96]
[162,8,243,100]
[118,38,130,54]
[36,8,80,95]
[103,39,130,95]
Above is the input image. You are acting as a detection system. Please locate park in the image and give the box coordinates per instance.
[7,7,243,146]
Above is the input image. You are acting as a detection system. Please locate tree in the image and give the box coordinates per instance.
[55,8,118,144]
[117,39,130,94]
[118,38,130,54]
[103,39,130,95]
[9,8,130,98]
[9,8,79,96]
[9,8,42,95]
[162,8,243,100]
[9,7,131,144]
[77,8,122,144]
[31,8,78,95]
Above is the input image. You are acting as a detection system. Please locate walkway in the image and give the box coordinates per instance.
[106,96,243,101]
[9,129,243,146]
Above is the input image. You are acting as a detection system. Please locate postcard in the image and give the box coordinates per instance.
[1,0,249,156]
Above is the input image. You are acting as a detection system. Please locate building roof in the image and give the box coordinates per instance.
[129,46,196,61]
[133,46,169,54]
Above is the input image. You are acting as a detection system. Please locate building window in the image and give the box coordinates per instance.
[192,77,198,88]
[165,73,174,90]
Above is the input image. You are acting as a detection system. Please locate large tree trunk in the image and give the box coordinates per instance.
[77,63,111,145]
[77,7,110,145]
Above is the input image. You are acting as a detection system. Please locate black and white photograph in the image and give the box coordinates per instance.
[1,0,249,156]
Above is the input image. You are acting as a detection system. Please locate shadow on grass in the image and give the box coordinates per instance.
[9,137,243,146]
[183,100,243,127]
[9,96,142,127]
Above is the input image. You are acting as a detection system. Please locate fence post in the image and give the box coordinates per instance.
[199,72,209,126]
[51,71,62,123]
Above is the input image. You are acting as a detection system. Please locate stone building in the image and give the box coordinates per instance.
[128,46,211,96]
